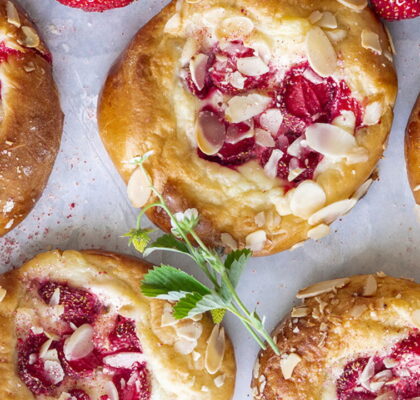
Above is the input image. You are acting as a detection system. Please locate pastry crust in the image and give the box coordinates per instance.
[405,94,420,204]
[98,0,397,255]
[0,249,236,400]
[252,274,420,399]
[0,0,63,237]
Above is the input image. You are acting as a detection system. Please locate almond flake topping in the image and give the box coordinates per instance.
[260,109,283,135]
[289,180,326,219]
[361,30,382,55]
[44,360,65,385]
[205,324,226,374]
[307,224,330,240]
[196,110,226,155]
[316,12,338,29]
[309,10,323,24]
[280,353,302,380]
[225,94,272,123]
[336,0,368,11]
[0,286,6,302]
[237,56,269,77]
[19,26,40,48]
[245,230,267,252]
[349,303,368,318]
[174,338,197,355]
[326,29,348,43]
[190,53,209,91]
[264,149,283,178]
[63,323,94,361]
[220,16,254,39]
[7,1,20,27]
[362,275,377,297]
[255,128,275,147]
[297,277,350,299]
[127,167,152,208]
[181,38,199,66]
[363,101,383,126]
[354,179,373,200]
[306,27,337,78]
[103,352,146,369]
[308,199,357,226]
[105,381,119,400]
[176,321,203,341]
[220,232,238,250]
[49,288,61,307]
[291,306,310,318]
[214,374,226,388]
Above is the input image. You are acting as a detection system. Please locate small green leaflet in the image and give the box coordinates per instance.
[143,234,190,257]
[141,265,211,301]
[173,292,226,319]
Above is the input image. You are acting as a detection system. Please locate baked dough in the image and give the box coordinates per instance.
[0,0,63,237]
[0,250,236,400]
[252,274,420,399]
[405,94,420,206]
[98,0,397,255]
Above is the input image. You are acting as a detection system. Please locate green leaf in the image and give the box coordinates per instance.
[123,228,155,253]
[141,265,211,301]
[143,234,189,257]
[173,292,226,319]
[225,249,252,288]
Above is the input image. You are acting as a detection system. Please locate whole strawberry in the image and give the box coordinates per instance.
[56,0,135,12]
[370,0,420,20]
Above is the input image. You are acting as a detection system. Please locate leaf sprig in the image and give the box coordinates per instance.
[125,152,280,355]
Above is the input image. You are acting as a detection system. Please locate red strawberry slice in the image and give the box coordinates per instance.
[55,0,134,12]
[370,0,420,20]
[108,315,142,353]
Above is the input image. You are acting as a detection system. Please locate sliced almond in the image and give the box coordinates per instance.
[174,338,197,355]
[264,149,283,178]
[260,109,283,135]
[412,309,420,327]
[332,110,356,134]
[225,94,271,123]
[385,26,396,55]
[49,288,61,307]
[353,179,373,200]
[220,16,254,39]
[288,168,305,182]
[255,211,266,227]
[363,101,383,126]
[305,123,357,159]
[362,275,377,297]
[349,303,368,318]
[127,167,152,208]
[245,230,267,252]
[190,54,209,91]
[303,67,324,84]
[306,27,337,78]
[237,56,269,77]
[307,224,330,240]
[181,37,198,65]
[19,26,40,48]
[176,321,203,341]
[103,352,146,369]
[255,128,275,147]
[383,357,398,368]
[361,30,382,55]
[105,381,119,400]
[161,303,178,327]
[316,12,338,29]
[7,1,20,27]
[228,71,246,89]
[291,306,310,318]
[326,29,348,43]
[205,324,226,374]
[220,232,238,250]
[309,10,323,24]
[287,136,305,157]
[359,356,375,385]
[44,360,65,385]
[39,339,53,358]
[280,353,302,380]
[164,13,181,34]
[63,324,94,361]
[196,110,226,155]
[289,180,326,219]
[214,374,226,388]
[0,287,6,302]
[308,199,357,226]
[297,277,350,299]
[336,0,367,11]
[58,393,72,400]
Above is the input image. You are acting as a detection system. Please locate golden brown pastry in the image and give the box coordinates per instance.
[0,0,63,237]
[252,274,420,400]
[98,0,397,255]
[405,94,420,207]
[0,250,236,400]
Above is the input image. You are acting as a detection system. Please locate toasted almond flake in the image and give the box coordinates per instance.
[360,356,375,384]
[7,1,20,27]
[297,278,350,299]
[383,358,398,368]
[385,26,396,55]
[104,352,146,369]
[205,324,225,374]
[127,167,152,208]
[174,338,197,354]
[264,149,283,178]
[309,10,323,24]
[192,351,201,362]
[288,168,305,182]
[361,30,382,54]
[354,179,373,200]
[349,303,368,318]
[0,287,6,302]
[326,28,348,42]
[196,110,226,155]
[308,199,357,226]
[332,110,356,134]
[260,109,283,135]
[414,185,420,192]
[336,0,367,11]
[412,309,420,327]
[44,360,65,385]
[384,51,393,62]
[291,306,310,318]
[220,16,254,39]
[220,232,238,250]
[214,374,226,388]
[307,224,330,240]
[346,146,369,164]
[255,211,266,227]
[303,67,324,84]
[306,123,357,158]
[362,275,377,297]
[63,324,94,361]
[363,101,383,126]
[229,71,246,89]
[287,136,305,157]
[316,12,338,29]
[237,56,269,77]
[190,53,209,91]
[253,358,260,379]
[290,180,326,219]
[306,27,337,78]
[255,128,275,147]
[250,40,271,63]
[176,321,203,341]
[39,339,53,358]
[225,93,272,123]
[280,353,302,380]
[290,241,305,251]
[245,230,267,252]
[19,26,40,48]
[24,62,36,72]
[49,288,61,307]
[58,392,71,400]
[164,13,181,34]
[181,37,198,65]
[105,381,119,400]
[32,326,44,335]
